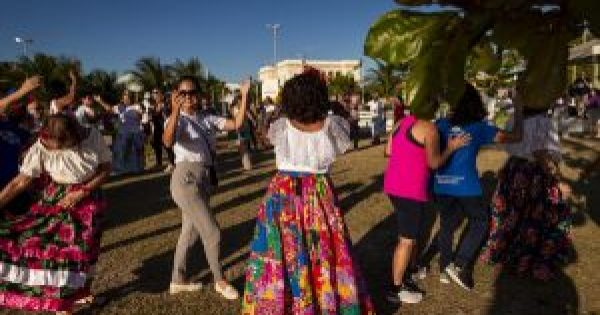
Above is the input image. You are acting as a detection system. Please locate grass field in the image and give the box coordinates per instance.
[3,136,598,315]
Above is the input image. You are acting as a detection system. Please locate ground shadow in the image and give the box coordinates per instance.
[338,174,384,215]
[485,268,579,315]
[92,217,256,311]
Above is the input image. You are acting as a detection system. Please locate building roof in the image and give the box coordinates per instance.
[569,39,600,61]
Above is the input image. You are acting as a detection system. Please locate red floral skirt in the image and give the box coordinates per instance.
[0,180,106,312]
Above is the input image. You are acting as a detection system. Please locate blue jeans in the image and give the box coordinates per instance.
[437,195,489,270]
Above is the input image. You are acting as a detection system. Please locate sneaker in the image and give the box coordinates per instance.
[445,263,474,290]
[169,282,203,294]
[215,282,239,300]
[396,285,424,304]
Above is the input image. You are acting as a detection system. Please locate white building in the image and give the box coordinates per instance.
[258,59,361,100]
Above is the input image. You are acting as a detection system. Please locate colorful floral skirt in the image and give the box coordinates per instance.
[481,157,573,280]
[242,172,374,315]
[0,181,105,312]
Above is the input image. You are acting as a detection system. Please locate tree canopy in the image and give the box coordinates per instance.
[365,0,599,117]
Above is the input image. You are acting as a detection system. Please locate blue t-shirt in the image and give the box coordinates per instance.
[433,118,498,196]
[0,120,30,189]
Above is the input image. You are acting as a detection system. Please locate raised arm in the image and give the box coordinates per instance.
[0,76,42,114]
[53,71,77,112]
[0,174,34,209]
[94,94,115,113]
[222,80,251,131]
[494,93,524,143]
[424,122,470,170]
[163,91,184,148]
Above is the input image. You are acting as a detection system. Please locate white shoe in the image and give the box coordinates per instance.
[215,282,239,300]
[169,282,203,294]
[396,286,424,304]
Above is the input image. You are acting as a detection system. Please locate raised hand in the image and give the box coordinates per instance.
[170,90,184,113]
[240,79,251,95]
[21,75,42,93]
[447,133,471,151]
[69,70,77,82]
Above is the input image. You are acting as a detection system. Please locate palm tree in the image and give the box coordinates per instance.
[131,56,170,91]
[328,73,358,100]
[167,57,206,83]
[85,69,120,103]
[365,59,408,98]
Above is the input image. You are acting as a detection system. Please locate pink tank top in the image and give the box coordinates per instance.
[383,115,430,202]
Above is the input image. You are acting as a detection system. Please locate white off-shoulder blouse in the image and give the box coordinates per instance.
[20,128,112,184]
[268,115,351,174]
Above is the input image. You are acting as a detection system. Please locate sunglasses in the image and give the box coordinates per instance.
[178,89,198,97]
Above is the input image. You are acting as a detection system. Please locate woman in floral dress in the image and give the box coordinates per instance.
[242,70,374,315]
[481,109,573,280]
[0,114,111,314]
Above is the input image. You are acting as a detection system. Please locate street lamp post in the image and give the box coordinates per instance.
[266,24,280,66]
[15,37,33,57]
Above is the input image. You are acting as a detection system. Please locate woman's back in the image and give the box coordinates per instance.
[384,115,430,202]
[268,115,351,174]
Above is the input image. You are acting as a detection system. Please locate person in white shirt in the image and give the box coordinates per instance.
[75,92,97,129]
[367,95,385,145]
[0,114,111,314]
[96,90,145,175]
[162,76,250,300]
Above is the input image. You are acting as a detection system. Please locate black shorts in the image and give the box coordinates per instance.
[389,195,425,239]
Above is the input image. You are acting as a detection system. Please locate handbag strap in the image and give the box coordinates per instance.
[180,114,216,165]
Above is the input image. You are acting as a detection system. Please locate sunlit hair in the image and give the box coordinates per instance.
[176,75,202,94]
[281,70,329,124]
[40,114,83,149]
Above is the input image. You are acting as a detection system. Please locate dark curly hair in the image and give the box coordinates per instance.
[281,71,329,124]
[450,83,487,126]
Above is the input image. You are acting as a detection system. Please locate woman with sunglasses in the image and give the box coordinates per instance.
[163,76,250,300]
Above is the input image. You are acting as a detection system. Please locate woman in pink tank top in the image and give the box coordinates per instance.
[383,114,469,304]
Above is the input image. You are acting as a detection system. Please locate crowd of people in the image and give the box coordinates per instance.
[0,66,576,314]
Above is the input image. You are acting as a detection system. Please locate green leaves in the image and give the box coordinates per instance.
[365,10,457,66]
[365,10,492,117]
[365,0,592,116]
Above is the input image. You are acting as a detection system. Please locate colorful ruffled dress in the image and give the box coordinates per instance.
[0,128,110,312]
[242,115,374,315]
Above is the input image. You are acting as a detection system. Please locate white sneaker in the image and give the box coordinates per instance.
[397,286,424,304]
[169,282,202,294]
[215,282,239,300]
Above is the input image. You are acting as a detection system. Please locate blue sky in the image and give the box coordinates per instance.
[0,0,398,82]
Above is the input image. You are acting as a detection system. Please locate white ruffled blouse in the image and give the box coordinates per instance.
[504,113,561,160]
[20,128,112,184]
[268,115,351,174]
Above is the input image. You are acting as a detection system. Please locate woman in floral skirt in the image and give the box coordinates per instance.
[0,114,111,314]
[242,70,374,314]
[481,109,573,280]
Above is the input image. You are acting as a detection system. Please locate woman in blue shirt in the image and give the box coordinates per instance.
[434,84,523,290]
